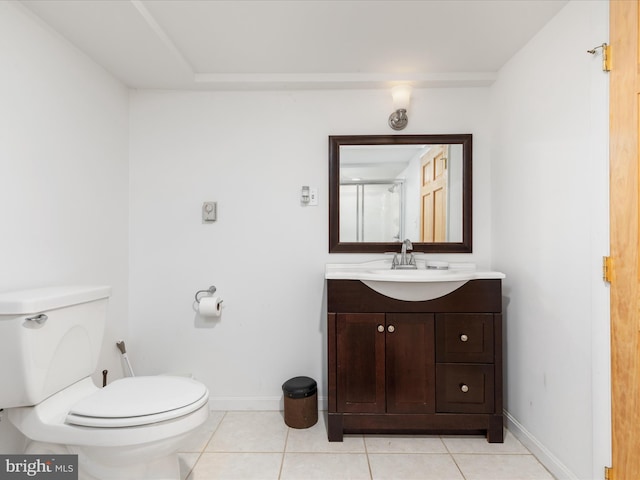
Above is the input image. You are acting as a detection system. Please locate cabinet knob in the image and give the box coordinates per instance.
[460,334,469,342]
[387,325,395,333]
[377,325,384,333]
[460,384,469,393]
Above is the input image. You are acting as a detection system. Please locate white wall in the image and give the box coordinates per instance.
[490,1,609,479]
[1,2,611,477]
[128,87,492,409]
[0,2,129,451]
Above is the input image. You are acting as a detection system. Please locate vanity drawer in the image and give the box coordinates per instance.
[435,314,494,363]
[436,364,494,413]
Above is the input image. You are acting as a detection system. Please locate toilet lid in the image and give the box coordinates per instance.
[66,376,209,428]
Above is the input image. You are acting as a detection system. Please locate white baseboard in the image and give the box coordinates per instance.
[504,410,578,480]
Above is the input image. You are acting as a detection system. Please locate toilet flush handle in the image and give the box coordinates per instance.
[25,313,48,325]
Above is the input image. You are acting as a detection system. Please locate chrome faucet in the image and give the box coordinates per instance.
[401,238,412,264]
[392,239,417,269]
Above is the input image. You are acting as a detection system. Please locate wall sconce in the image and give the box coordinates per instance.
[388,85,412,130]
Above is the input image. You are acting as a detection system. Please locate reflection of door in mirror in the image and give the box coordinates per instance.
[417,144,464,243]
[421,146,448,242]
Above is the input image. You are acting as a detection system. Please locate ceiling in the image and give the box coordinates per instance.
[340,144,430,181]
[20,0,568,90]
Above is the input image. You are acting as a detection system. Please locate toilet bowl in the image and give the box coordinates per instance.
[0,286,210,480]
[10,376,209,480]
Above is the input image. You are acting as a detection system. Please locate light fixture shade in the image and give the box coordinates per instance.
[391,84,412,111]
[389,84,412,130]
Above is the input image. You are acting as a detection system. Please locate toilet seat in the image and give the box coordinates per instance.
[66,376,208,428]
[10,376,210,448]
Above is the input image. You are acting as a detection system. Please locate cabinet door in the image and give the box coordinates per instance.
[386,314,436,414]
[336,313,386,413]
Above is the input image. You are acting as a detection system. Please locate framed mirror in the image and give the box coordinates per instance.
[329,134,472,253]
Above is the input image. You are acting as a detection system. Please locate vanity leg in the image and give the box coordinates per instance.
[487,415,504,443]
[327,413,344,442]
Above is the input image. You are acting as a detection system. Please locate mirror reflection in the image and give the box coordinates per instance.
[339,144,463,243]
[329,135,472,253]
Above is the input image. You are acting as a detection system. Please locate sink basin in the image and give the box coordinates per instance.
[325,261,505,301]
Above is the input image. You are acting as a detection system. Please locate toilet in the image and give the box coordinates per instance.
[0,286,209,480]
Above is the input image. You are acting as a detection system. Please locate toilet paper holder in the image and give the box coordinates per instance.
[195,285,216,303]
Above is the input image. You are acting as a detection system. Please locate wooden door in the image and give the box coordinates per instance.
[336,313,386,413]
[421,146,448,242]
[386,314,436,414]
[610,0,640,478]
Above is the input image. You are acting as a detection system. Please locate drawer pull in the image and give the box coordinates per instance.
[460,384,469,393]
[460,334,469,342]
[377,325,384,333]
[387,325,395,333]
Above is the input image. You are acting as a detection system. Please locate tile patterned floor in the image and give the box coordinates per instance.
[178,411,555,480]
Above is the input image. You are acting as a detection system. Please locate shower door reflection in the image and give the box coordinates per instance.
[339,180,404,242]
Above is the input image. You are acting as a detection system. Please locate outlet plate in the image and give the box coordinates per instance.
[308,187,318,206]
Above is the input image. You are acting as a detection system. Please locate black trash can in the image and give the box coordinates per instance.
[282,376,318,429]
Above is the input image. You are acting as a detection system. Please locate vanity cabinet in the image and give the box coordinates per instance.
[327,279,503,443]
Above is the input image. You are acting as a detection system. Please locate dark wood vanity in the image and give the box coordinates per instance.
[327,278,503,443]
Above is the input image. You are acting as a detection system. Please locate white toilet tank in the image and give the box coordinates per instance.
[0,286,111,408]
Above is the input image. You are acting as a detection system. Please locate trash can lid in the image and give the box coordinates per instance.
[282,376,317,398]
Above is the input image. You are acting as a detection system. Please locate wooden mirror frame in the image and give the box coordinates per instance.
[329,134,472,253]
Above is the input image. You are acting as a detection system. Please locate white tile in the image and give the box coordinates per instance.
[368,453,464,480]
[179,453,200,480]
[441,430,529,454]
[190,412,554,480]
[206,411,288,453]
[188,452,282,480]
[365,435,447,454]
[286,415,365,453]
[280,453,371,480]
[453,454,555,480]
[180,411,226,453]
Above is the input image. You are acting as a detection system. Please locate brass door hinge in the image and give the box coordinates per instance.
[603,256,613,283]
[603,43,611,72]
[605,466,614,480]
